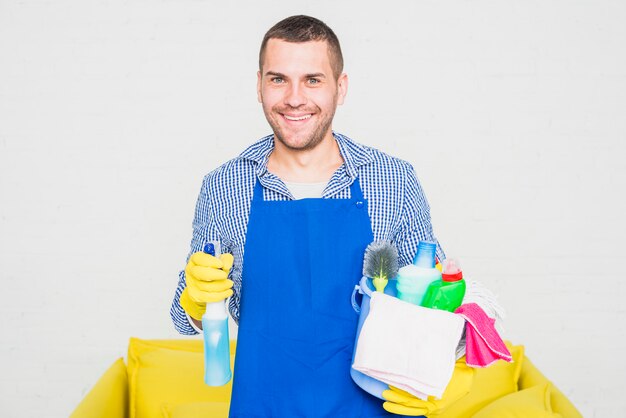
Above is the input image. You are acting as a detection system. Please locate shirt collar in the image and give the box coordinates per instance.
[239,132,375,179]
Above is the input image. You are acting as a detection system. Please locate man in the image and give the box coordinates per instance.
[171,15,446,417]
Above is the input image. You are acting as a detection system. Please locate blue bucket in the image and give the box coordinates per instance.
[350,276,398,399]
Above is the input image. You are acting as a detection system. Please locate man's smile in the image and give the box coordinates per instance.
[282,113,313,122]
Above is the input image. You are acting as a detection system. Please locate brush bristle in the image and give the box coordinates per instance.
[362,240,399,280]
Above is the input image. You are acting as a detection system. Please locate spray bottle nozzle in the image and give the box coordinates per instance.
[203,243,216,256]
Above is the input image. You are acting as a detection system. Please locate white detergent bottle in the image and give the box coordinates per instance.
[202,242,232,386]
[395,240,441,305]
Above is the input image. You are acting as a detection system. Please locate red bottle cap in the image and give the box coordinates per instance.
[441,258,463,282]
[442,270,463,282]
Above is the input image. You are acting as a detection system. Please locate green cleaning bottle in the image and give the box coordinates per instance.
[421,258,466,312]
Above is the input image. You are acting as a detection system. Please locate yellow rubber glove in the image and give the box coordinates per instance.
[179,251,234,321]
[382,357,474,416]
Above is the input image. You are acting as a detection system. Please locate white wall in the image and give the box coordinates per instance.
[1,1,624,416]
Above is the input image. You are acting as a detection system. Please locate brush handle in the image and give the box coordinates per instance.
[372,277,388,292]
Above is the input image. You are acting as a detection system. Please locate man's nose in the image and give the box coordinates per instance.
[284,83,307,108]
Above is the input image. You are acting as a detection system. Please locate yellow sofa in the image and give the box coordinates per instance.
[70,338,582,418]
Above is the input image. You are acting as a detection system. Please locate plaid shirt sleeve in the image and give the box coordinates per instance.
[393,162,446,267]
[170,174,222,335]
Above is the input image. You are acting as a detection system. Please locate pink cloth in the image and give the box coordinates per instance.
[454,303,512,367]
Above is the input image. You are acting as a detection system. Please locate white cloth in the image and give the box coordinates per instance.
[352,292,465,400]
[462,280,506,322]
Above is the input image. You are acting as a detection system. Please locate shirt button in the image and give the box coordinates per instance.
[355,201,364,209]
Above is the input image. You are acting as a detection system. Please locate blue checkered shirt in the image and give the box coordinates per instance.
[171,132,445,335]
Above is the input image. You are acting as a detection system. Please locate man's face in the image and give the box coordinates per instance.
[257,39,347,151]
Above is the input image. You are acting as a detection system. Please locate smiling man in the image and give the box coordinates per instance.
[260,38,345,150]
[171,15,444,417]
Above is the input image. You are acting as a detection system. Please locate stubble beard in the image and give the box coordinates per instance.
[266,103,337,152]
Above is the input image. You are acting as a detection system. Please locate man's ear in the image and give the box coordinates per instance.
[337,73,348,105]
[257,71,262,103]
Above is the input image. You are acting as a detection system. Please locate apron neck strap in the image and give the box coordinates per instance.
[349,177,364,202]
[252,178,265,202]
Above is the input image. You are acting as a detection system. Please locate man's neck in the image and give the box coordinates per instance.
[267,132,343,183]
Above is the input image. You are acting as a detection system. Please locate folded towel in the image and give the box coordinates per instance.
[454,303,512,367]
[352,292,465,400]
[462,280,506,322]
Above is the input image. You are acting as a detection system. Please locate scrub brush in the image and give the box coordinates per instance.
[362,240,399,292]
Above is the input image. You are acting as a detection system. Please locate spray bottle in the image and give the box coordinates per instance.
[395,241,441,305]
[202,242,232,386]
[421,257,466,312]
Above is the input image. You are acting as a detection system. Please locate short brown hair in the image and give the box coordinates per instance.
[259,15,344,79]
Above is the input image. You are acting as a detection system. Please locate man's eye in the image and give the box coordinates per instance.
[271,77,284,84]
[308,78,320,85]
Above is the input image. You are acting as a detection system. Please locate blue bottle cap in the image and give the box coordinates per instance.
[413,241,436,268]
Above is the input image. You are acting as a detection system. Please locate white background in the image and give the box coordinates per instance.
[1,1,625,416]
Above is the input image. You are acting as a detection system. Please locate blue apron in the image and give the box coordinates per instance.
[229,177,395,418]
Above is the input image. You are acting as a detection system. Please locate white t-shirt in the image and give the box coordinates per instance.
[283,180,327,199]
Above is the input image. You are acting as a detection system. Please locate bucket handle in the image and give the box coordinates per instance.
[351,276,373,314]
[351,285,361,314]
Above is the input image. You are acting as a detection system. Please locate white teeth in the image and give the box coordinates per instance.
[284,114,312,121]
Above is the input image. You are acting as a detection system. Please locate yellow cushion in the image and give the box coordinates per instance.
[70,357,128,418]
[473,384,562,418]
[127,338,235,418]
[519,356,583,418]
[161,401,230,418]
[432,342,524,418]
